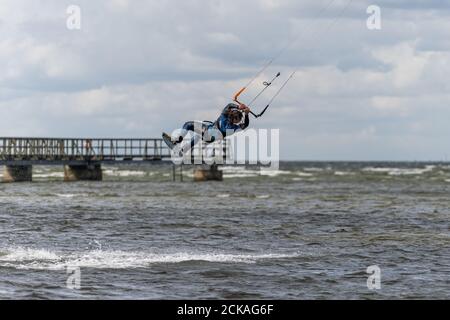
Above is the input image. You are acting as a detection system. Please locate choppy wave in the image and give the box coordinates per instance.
[0,248,60,262]
[221,166,258,178]
[55,193,89,198]
[334,171,355,176]
[224,173,259,179]
[222,167,293,178]
[296,172,314,177]
[103,170,146,177]
[220,163,448,179]
[221,166,248,173]
[259,169,291,177]
[1,163,449,184]
[362,165,435,176]
[0,247,300,270]
[303,167,325,172]
[291,177,316,182]
[33,172,64,178]
[216,194,230,198]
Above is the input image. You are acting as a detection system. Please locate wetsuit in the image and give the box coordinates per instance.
[215,103,250,137]
[175,103,250,153]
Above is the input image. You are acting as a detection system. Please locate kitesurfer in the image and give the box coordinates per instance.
[163,103,250,156]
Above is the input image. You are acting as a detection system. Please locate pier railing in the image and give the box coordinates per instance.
[0,138,170,163]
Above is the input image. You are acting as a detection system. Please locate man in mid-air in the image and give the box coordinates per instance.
[163,103,250,156]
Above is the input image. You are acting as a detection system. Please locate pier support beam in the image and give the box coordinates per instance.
[64,164,102,181]
[193,164,223,182]
[2,165,33,183]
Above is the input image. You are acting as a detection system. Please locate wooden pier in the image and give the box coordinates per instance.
[0,137,228,182]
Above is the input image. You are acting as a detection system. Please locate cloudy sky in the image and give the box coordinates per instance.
[1,0,449,160]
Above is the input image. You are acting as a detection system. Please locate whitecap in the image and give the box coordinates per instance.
[221,166,249,173]
[0,247,60,262]
[104,170,146,177]
[33,172,64,178]
[303,167,324,172]
[259,169,291,177]
[56,194,76,198]
[362,166,434,176]
[0,247,300,270]
[216,194,230,198]
[334,171,354,176]
[362,167,393,173]
[296,172,314,177]
[223,173,258,178]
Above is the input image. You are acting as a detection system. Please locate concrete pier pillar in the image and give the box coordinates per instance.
[64,164,102,181]
[3,165,33,183]
[193,164,223,182]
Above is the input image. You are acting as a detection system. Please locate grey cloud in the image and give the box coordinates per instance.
[1,0,450,160]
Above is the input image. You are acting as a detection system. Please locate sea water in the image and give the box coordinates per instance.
[0,162,449,299]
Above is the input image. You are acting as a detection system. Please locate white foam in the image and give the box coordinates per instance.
[259,169,291,177]
[0,247,60,262]
[220,166,264,178]
[221,167,258,176]
[363,167,395,173]
[0,247,299,270]
[292,177,316,182]
[55,193,88,198]
[221,166,249,173]
[296,172,314,177]
[303,167,324,172]
[104,170,146,177]
[33,172,64,178]
[104,167,119,171]
[362,166,435,176]
[222,167,293,178]
[223,173,258,179]
[256,195,270,199]
[334,171,355,176]
[389,169,430,176]
[216,194,230,198]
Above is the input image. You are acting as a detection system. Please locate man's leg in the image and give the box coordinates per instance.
[173,121,206,156]
[171,121,193,144]
[172,121,207,143]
